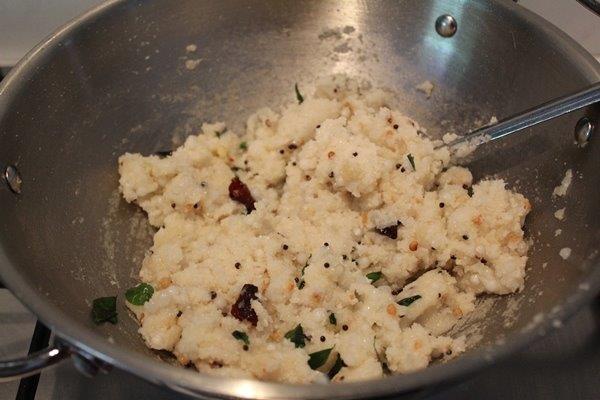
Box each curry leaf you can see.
[397,294,422,307]
[327,353,347,379]
[297,255,310,289]
[284,324,308,348]
[407,153,416,170]
[366,271,382,284]
[92,296,118,325]
[232,330,250,345]
[308,347,333,370]
[329,312,337,325]
[125,283,154,305]
[295,83,304,104]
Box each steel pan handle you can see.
[576,0,600,15]
[441,81,600,152]
[0,342,70,382]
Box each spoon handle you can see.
[444,82,600,153]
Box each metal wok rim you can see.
[0,0,599,398]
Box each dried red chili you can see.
[229,177,256,213]
[231,284,259,326]
[375,225,398,239]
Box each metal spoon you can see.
[441,82,600,154]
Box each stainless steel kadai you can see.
[0,1,599,399]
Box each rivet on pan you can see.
[574,117,594,146]
[435,14,457,38]
[3,165,22,194]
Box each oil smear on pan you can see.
[101,188,154,287]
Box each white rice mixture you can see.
[118,75,531,383]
